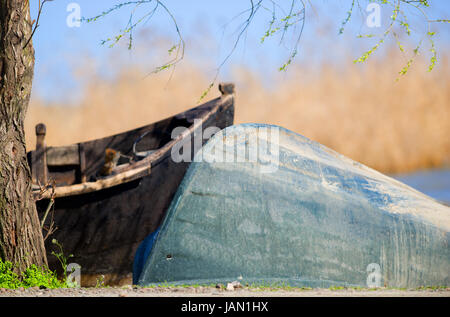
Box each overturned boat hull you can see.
[138,124,450,288]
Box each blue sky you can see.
[30,0,450,102]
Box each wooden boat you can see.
[27,83,235,286]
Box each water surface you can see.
[393,169,450,205]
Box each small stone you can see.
[39,285,47,290]
[119,293,128,297]
[231,281,242,289]
[18,287,25,292]
[216,283,224,289]
[226,283,234,291]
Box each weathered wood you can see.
[32,123,48,185]
[219,82,235,96]
[40,164,151,199]
[46,144,80,166]
[79,143,86,183]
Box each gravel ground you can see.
[0,286,449,297]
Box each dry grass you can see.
[25,50,449,174]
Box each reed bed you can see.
[25,49,449,174]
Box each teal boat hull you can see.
[138,124,450,288]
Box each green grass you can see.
[0,259,68,289]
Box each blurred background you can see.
[26,1,449,203]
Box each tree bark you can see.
[0,0,47,271]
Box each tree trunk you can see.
[0,0,47,271]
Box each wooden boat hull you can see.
[29,87,235,286]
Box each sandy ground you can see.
[1,286,449,297]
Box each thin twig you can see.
[40,182,55,228]
[40,198,54,229]
[23,0,50,49]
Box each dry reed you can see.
[25,49,449,174]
